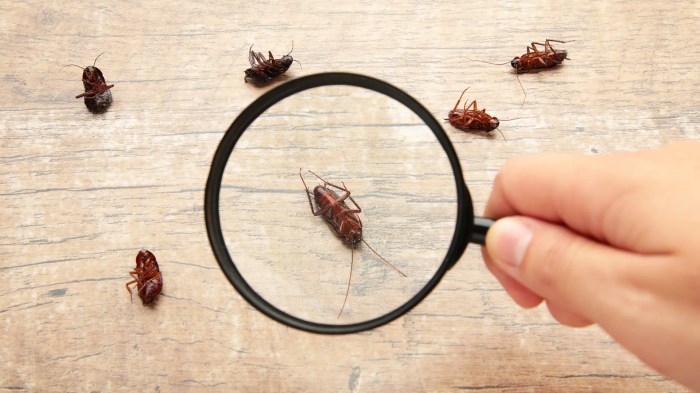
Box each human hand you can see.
[481,141,700,391]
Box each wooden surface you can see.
[1,1,698,392]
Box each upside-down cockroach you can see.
[244,43,300,85]
[126,249,163,305]
[446,88,504,140]
[511,39,572,72]
[299,169,406,318]
[470,39,573,107]
[63,53,114,114]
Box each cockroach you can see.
[470,39,573,107]
[63,53,114,114]
[299,169,406,318]
[244,43,301,85]
[446,88,505,140]
[125,249,163,305]
[511,39,572,72]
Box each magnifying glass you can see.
[205,73,494,334]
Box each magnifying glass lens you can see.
[217,84,459,325]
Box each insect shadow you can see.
[299,169,406,318]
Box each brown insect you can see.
[446,88,504,140]
[63,53,114,114]
[244,43,300,85]
[470,39,572,107]
[299,169,406,318]
[126,249,163,305]
[511,39,572,72]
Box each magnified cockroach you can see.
[63,53,114,114]
[244,43,301,85]
[126,249,163,305]
[446,88,505,140]
[299,169,406,318]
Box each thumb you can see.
[485,216,635,325]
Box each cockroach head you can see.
[489,117,500,131]
[281,55,294,69]
[82,65,99,79]
[510,57,520,69]
[136,249,156,267]
[553,49,568,63]
[347,230,362,246]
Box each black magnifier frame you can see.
[205,72,493,335]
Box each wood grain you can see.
[1,0,698,392]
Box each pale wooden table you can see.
[2,1,698,392]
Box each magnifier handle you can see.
[470,216,495,245]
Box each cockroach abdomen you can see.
[139,274,163,305]
[84,90,112,114]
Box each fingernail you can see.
[487,217,533,268]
